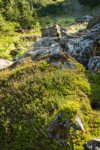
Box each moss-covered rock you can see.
[0,60,100,150]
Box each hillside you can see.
[0,1,100,150]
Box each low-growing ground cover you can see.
[0,60,100,150]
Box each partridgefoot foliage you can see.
[0,60,100,150]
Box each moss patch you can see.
[0,60,100,150]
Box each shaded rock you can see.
[87,38,100,63]
[0,59,13,70]
[41,24,67,37]
[41,24,61,37]
[47,113,84,145]
[88,56,100,73]
[47,112,71,145]
[87,24,100,41]
[87,16,100,29]
[24,45,76,69]
[10,49,19,57]
[13,44,77,70]
[60,23,100,68]
[34,37,60,48]
[75,15,92,24]
[84,138,100,150]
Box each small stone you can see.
[84,138,100,150]
[0,59,13,70]
[10,49,19,57]
[88,56,100,73]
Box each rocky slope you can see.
[4,15,99,73]
[0,15,100,150]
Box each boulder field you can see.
[9,15,100,74]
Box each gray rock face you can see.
[41,24,67,37]
[23,45,76,69]
[34,37,60,48]
[84,138,100,150]
[0,59,13,70]
[60,23,100,70]
[87,16,100,29]
[88,56,100,73]
[65,37,94,66]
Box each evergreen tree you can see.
[0,0,63,28]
